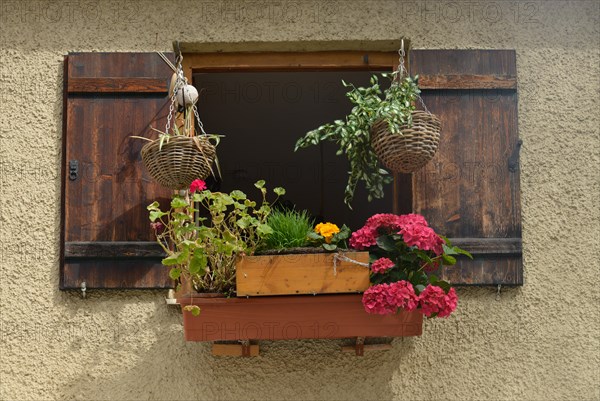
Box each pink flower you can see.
[401,223,445,255]
[362,284,397,315]
[365,213,404,233]
[418,286,458,318]
[350,213,435,251]
[349,226,378,250]
[362,281,418,314]
[189,179,207,193]
[387,281,419,311]
[150,221,164,233]
[399,213,429,227]
[371,257,395,274]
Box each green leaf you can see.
[184,305,201,316]
[376,235,397,252]
[254,180,266,189]
[273,187,286,196]
[189,251,208,275]
[170,197,188,209]
[322,243,337,251]
[236,217,250,229]
[147,201,160,211]
[149,210,167,222]
[162,253,181,266]
[453,247,473,259]
[221,195,235,205]
[307,232,322,241]
[257,224,274,236]
[442,254,457,265]
[230,190,247,200]
[433,280,452,293]
[168,267,181,280]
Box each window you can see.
[61,49,522,289]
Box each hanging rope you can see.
[332,252,370,276]
[395,39,431,114]
[156,50,208,138]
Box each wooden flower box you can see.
[235,251,370,297]
[178,294,423,342]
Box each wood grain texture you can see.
[61,53,175,289]
[410,49,522,286]
[183,51,396,72]
[68,78,168,93]
[178,294,423,341]
[235,252,370,296]
[212,344,260,357]
[418,74,517,90]
[65,241,165,258]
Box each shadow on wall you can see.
[56,306,420,401]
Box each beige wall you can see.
[1,1,598,400]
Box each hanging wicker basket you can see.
[371,110,441,174]
[141,136,216,190]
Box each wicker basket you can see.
[371,110,441,174]
[141,136,216,190]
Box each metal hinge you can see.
[508,139,523,172]
[69,160,79,181]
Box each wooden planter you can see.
[235,251,370,296]
[178,294,423,342]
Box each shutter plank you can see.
[410,50,522,286]
[61,53,174,289]
[418,74,517,90]
[68,77,168,93]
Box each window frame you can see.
[181,50,412,215]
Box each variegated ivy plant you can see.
[295,72,420,208]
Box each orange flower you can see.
[314,222,340,244]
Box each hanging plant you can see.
[294,71,420,208]
[133,52,221,190]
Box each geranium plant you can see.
[350,213,472,318]
[148,179,285,310]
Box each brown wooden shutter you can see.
[61,53,174,289]
[408,49,522,285]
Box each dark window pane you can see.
[194,71,393,230]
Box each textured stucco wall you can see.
[0,1,599,400]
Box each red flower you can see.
[370,257,395,274]
[189,179,207,193]
[362,281,418,314]
[387,280,419,312]
[418,285,458,318]
[349,226,378,250]
[401,223,445,255]
[362,284,397,315]
[150,221,164,234]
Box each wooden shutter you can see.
[408,49,522,285]
[60,53,174,289]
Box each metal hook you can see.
[174,40,182,62]
[495,284,501,301]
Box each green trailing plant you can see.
[261,209,314,250]
[295,72,420,208]
[148,179,285,313]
